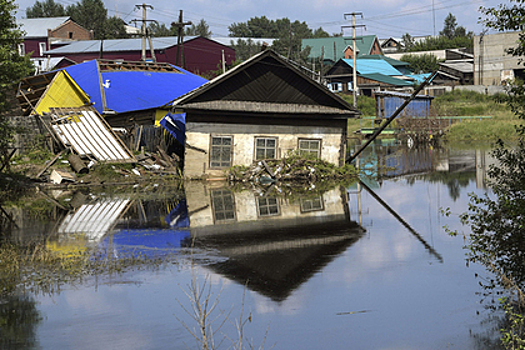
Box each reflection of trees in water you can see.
[0,295,41,350]
[408,171,476,201]
[458,143,525,347]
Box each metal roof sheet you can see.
[45,36,198,54]
[359,73,414,86]
[358,54,410,67]
[18,17,70,38]
[49,107,136,162]
[342,58,404,76]
[302,35,378,62]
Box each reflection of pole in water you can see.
[360,180,444,263]
[356,157,362,226]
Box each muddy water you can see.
[1,143,501,350]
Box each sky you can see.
[14,0,507,39]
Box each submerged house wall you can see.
[184,118,347,178]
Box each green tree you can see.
[185,19,211,38]
[455,1,525,347]
[230,38,262,62]
[400,53,441,73]
[440,13,458,39]
[1,0,33,171]
[66,0,107,39]
[312,27,330,38]
[104,16,129,39]
[440,13,472,40]
[26,0,65,18]
[148,22,173,37]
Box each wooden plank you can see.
[35,148,68,179]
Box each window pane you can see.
[223,137,231,146]
[212,137,222,145]
[267,139,276,148]
[256,139,266,147]
[267,149,275,159]
[256,149,265,160]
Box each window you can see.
[299,139,321,158]
[255,137,276,160]
[210,136,232,168]
[68,31,73,39]
[18,43,25,56]
[211,189,236,222]
[257,197,280,217]
[39,42,46,56]
[300,196,324,213]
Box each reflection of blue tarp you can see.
[165,199,189,228]
[98,199,191,258]
[100,229,191,257]
[160,113,186,144]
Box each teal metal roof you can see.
[359,73,413,86]
[358,54,410,68]
[302,35,378,62]
[342,59,403,76]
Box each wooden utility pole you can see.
[342,12,365,108]
[132,3,156,62]
[171,10,192,68]
[346,71,437,164]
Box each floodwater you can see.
[1,142,503,350]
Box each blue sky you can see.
[14,0,505,38]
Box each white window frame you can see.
[18,43,25,56]
[39,42,47,56]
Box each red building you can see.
[18,17,92,58]
[45,36,236,77]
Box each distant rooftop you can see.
[18,17,70,38]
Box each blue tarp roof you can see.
[342,58,404,76]
[63,60,207,114]
[160,113,186,144]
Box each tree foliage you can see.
[148,22,173,37]
[457,1,525,347]
[402,13,473,52]
[185,19,211,38]
[228,16,329,61]
[230,38,263,62]
[400,53,441,73]
[66,0,107,39]
[1,0,33,170]
[26,0,65,18]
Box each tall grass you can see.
[434,90,522,141]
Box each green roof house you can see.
[302,35,383,64]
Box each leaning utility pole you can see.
[132,3,156,62]
[171,10,192,68]
[342,12,365,108]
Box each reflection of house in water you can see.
[357,142,496,188]
[185,182,365,301]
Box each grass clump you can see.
[433,90,521,141]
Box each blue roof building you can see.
[61,59,207,127]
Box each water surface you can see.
[1,143,501,349]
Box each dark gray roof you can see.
[173,49,359,117]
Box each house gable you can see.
[174,49,358,117]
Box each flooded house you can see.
[171,49,360,179]
[17,59,207,157]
